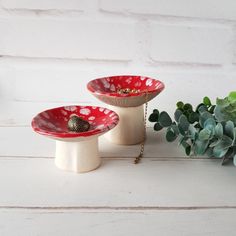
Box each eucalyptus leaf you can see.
[194,123,201,129]
[203,96,211,106]
[209,105,216,114]
[214,105,226,122]
[174,109,183,122]
[188,112,199,124]
[213,146,229,158]
[188,125,197,140]
[166,129,177,142]
[205,148,213,158]
[183,103,193,111]
[179,114,190,132]
[196,103,205,112]
[214,135,233,150]
[154,122,163,131]
[197,104,208,113]
[199,129,212,141]
[222,148,234,165]
[199,111,213,128]
[209,139,221,148]
[178,125,186,136]
[215,123,223,139]
[233,154,236,166]
[170,124,179,135]
[178,136,187,146]
[176,101,184,109]
[185,145,191,156]
[194,139,209,155]
[149,111,159,122]
[225,120,234,139]
[228,91,236,103]
[233,128,236,145]
[204,118,216,130]
[159,111,172,127]
[216,97,229,107]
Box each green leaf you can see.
[199,128,211,141]
[233,154,236,166]
[188,125,197,140]
[185,145,191,156]
[194,139,209,155]
[213,135,233,150]
[178,136,188,146]
[228,91,236,103]
[216,97,229,107]
[174,109,183,122]
[205,148,213,157]
[196,103,205,112]
[199,111,213,128]
[178,125,186,136]
[233,127,236,145]
[215,123,223,139]
[149,111,159,122]
[209,105,216,114]
[183,103,193,111]
[188,112,199,124]
[194,123,201,129]
[159,111,172,127]
[204,118,216,132]
[213,147,228,158]
[209,139,221,148]
[203,96,211,106]
[166,129,177,142]
[225,120,234,139]
[176,101,184,109]
[154,122,163,131]
[204,118,216,127]
[170,124,179,135]
[178,114,190,132]
[224,102,236,113]
[214,105,226,122]
[197,104,208,113]
[222,148,234,165]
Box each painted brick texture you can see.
[0,0,235,126]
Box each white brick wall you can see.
[0,0,236,126]
[150,24,232,64]
[1,0,86,10]
[0,18,134,60]
[100,0,236,20]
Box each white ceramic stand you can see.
[105,105,145,145]
[55,137,101,173]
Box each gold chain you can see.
[116,88,148,164]
[134,91,148,164]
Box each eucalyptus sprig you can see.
[149,92,236,166]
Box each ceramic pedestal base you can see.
[105,105,145,145]
[55,137,101,173]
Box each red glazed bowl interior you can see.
[87,75,164,97]
[87,75,165,107]
[31,105,119,139]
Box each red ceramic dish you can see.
[87,75,164,97]
[87,75,165,107]
[31,105,119,139]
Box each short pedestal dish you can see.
[32,105,119,173]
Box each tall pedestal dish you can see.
[87,75,165,145]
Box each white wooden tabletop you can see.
[1,126,236,236]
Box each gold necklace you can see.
[117,88,148,164]
[134,91,148,164]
